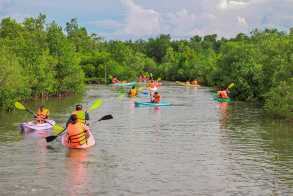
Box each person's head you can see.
[154,92,159,95]
[75,104,82,111]
[70,114,78,124]
[39,105,45,111]
[132,85,136,89]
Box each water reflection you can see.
[65,149,89,196]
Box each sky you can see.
[0,0,293,40]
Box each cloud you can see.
[121,0,160,37]
[1,0,293,39]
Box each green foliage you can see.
[0,47,30,110]
[264,80,293,118]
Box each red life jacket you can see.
[152,94,161,103]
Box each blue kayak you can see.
[111,82,136,87]
[135,101,171,107]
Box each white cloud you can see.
[121,0,160,36]
[0,0,293,39]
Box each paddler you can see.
[217,88,230,99]
[191,80,198,85]
[65,114,90,147]
[128,85,138,97]
[35,105,49,124]
[112,76,120,84]
[151,92,161,103]
[71,104,89,124]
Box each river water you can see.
[0,83,292,196]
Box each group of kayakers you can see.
[34,104,90,147]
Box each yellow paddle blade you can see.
[118,93,125,100]
[52,124,65,135]
[88,99,103,112]
[228,83,235,89]
[15,102,26,110]
[138,87,144,92]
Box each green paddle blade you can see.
[118,93,125,100]
[88,99,103,112]
[228,83,235,89]
[15,102,26,110]
[52,124,65,135]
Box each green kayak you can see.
[135,101,171,107]
[212,93,232,103]
[111,82,136,87]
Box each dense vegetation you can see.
[0,14,292,118]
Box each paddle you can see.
[45,114,113,143]
[14,102,64,132]
[228,83,235,89]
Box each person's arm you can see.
[85,111,90,121]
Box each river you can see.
[0,83,292,196]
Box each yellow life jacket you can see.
[72,111,86,124]
[129,89,137,97]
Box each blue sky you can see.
[1,0,293,40]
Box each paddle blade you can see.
[118,93,125,100]
[52,124,65,135]
[98,114,113,121]
[88,99,103,112]
[45,135,58,143]
[228,83,235,89]
[138,87,144,92]
[15,102,26,110]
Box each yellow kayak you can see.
[176,81,200,87]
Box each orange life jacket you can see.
[218,90,229,98]
[152,94,161,103]
[36,108,49,121]
[66,122,89,147]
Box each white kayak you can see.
[20,120,55,132]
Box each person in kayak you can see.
[217,88,230,99]
[35,105,49,123]
[151,92,161,103]
[128,86,138,97]
[71,104,89,124]
[66,114,90,147]
[112,76,120,84]
[191,80,198,85]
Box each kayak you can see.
[212,93,232,103]
[20,120,55,132]
[148,87,158,91]
[62,130,95,149]
[176,81,200,87]
[214,97,232,103]
[134,101,171,107]
[111,82,136,87]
